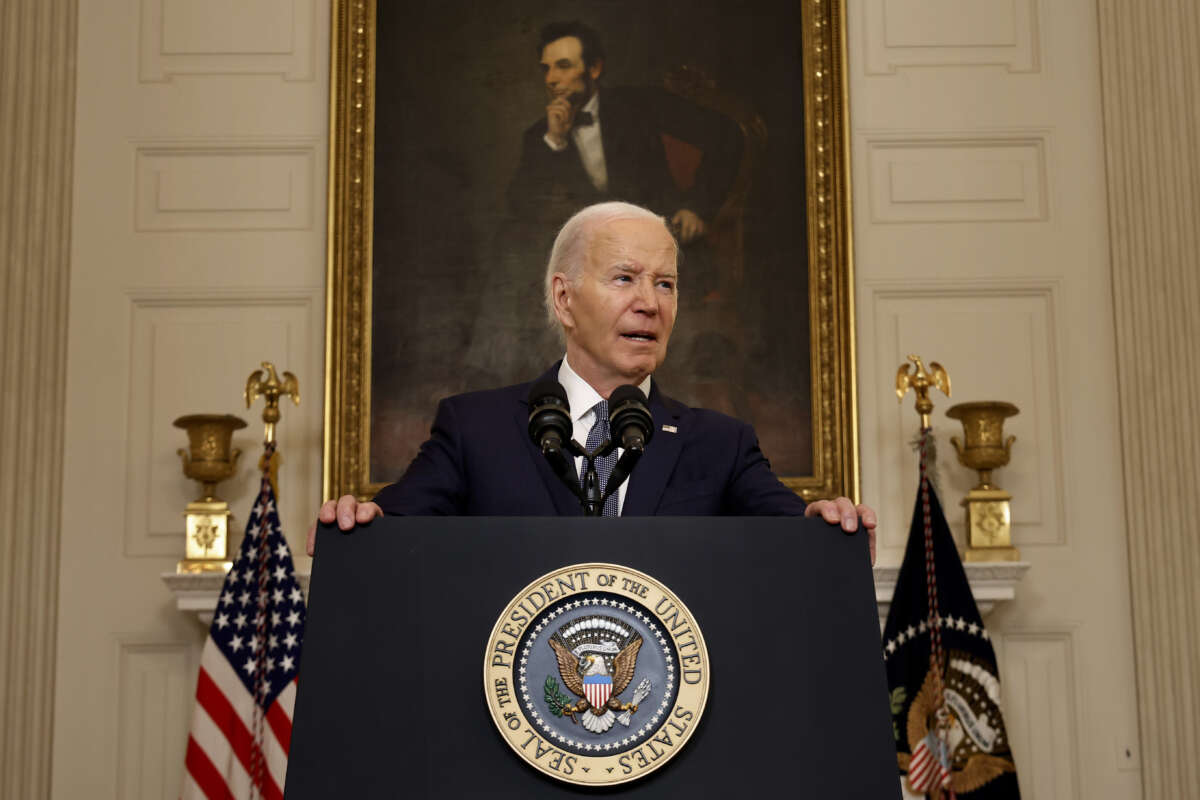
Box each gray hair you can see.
[543,202,676,333]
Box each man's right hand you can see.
[546,96,574,148]
[306,494,382,556]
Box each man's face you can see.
[554,218,679,394]
[540,36,601,107]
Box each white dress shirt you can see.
[557,357,652,516]
[543,92,609,192]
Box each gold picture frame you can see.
[323,0,857,503]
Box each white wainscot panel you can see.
[866,135,1048,223]
[135,142,315,232]
[999,631,1081,799]
[124,292,317,557]
[863,0,1041,73]
[868,282,1066,552]
[116,639,195,800]
[139,0,316,81]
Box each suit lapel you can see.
[621,384,685,516]
[516,364,583,516]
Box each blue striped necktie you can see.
[582,400,619,517]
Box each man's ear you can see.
[551,273,574,328]
[588,59,603,81]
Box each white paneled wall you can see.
[849,0,1140,795]
[53,1,328,796]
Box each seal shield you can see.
[483,563,709,786]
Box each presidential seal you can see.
[483,563,709,786]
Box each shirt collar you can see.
[581,91,600,120]
[558,356,652,422]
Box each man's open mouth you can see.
[621,332,657,342]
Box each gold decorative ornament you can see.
[896,355,952,430]
[484,563,709,786]
[174,414,246,573]
[946,402,1020,562]
[245,362,300,444]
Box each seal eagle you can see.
[548,615,643,734]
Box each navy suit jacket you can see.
[373,366,806,517]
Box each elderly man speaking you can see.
[309,202,876,560]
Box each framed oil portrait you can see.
[324,0,856,502]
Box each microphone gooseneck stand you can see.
[528,382,653,517]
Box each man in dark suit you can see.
[309,202,876,560]
[507,21,741,249]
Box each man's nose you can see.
[632,280,657,312]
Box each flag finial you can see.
[244,362,300,443]
[896,355,951,430]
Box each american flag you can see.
[182,451,305,799]
[908,731,952,793]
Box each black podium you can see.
[286,517,899,798]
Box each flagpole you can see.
[245,362,299,799]
[897,356,956,798]
[181,366,308,800]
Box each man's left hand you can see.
[671,209,706,244]
[806,498,877,565]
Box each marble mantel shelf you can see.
[874,561,1031,625]
[162,571,311,627]
[163,562,1029,628]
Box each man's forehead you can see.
[586,220,678,269]
[541,36,583,64]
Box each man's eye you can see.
[658,281,675,290]
[615,275,633,283]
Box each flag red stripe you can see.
[909,748,932,787]
[266,698,292,754]
[185,735,235,800]
[195,668,284,800]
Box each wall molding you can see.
[998,626,1084,799]
[0,0,77,795]
[138,0,317,82]
[121,288,321,557]
[132,138,318,232]
[115,636,195,800]
[862,0,1043,74]
[861,131,1051,223]
[865,278,1069,547]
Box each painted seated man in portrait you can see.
[465,21,744,391]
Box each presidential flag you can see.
[883,430,1020,799]
[182,443,306,799]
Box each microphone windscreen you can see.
[608,384,653,449]
[528,380,568,408]
[608,384,647,409]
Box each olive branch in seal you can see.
[544,676,573,717]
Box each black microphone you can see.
[528,381,589,509]
[527,380,573,456]
[601,385,653,501]
[608,385,654,452]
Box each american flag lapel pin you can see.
[662,424,678,433]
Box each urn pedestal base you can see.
[176,500,234,574]
[962,488,1021,562]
